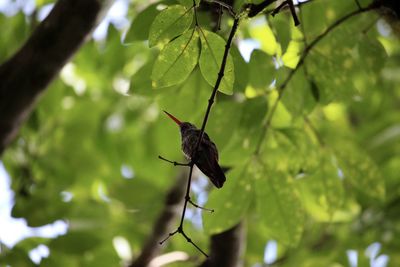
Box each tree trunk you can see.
[0,0,114,155]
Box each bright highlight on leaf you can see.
[249,19,279,56]
[151,30,200,88]
[199,29,235,95]
[148,5,193,47]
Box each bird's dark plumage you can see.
[180,122,226,188]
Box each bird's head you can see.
[163,111,196,135]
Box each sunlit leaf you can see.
[199,29,235,95]
[270,15,292,53]
[148,5,193,47]
[296,152,346,222]
[248,18,278,55]
[151,29,200,88]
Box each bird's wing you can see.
[201,132,219,161]
[196,143,226,188]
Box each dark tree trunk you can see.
[199,222,245,267]
[0,0,114,155]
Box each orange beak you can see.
[163,110,182,126]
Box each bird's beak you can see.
[163,110,182,126]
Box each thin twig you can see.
[271,0,300,26]
[287,0,300,26]
[254,3,378,155]
[203,0,236,17]
[159,0,240,256]
[159,155,190,166]
[246,0,314,18]
[189,198,215,212]
[271,1,287,17]
[264,0,316,16]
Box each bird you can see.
[163,110,226,188]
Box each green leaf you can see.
[203,165,252,234]
[148,5,193,47]
[270,15,292,52]
[50,231,102,254]
[231,44,249,93]
[207,99,242,150]
[130,52,157,95]
[199,29,235,95]
[151,29,200,88]
[248,49,275,90]
[248,18,278,56]
[357,35,387,73]
[157,67,210,122]
[252,162,305,246]
[335,145,385,201]
[296,153,346,222]
[281,67,317,116]
[124,3,160,43]
[220,96,268,165]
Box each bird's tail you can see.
[209,163,226,189]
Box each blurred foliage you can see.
[1,0,400,266]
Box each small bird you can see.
[163,110,226,188]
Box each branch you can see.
[198,222,244,267]
[0,0,114,155]
[129,170,188,267]
[254,2,380,155]
[271,0,300,26]
[159,3,241,257]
